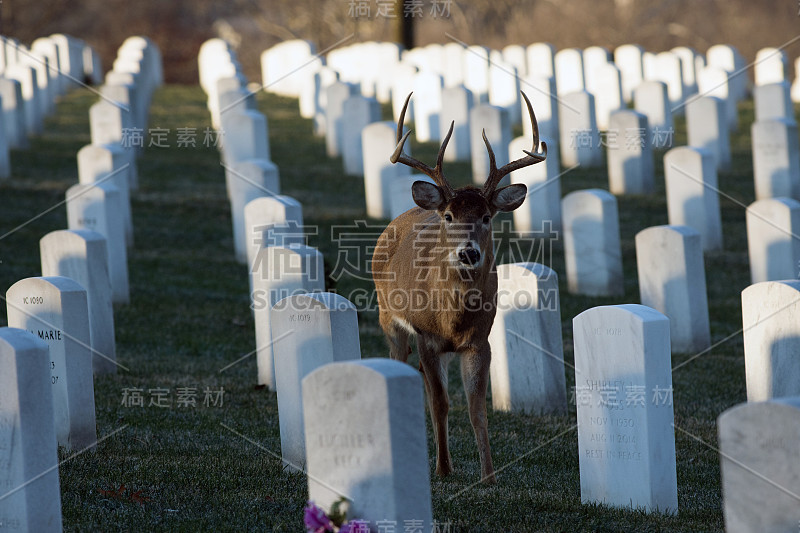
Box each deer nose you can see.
[458,247,481,266]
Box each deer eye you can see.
[444,213,453,222]
[483,215,491,224]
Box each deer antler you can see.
[482,91,547,198]
[391,92,455,199]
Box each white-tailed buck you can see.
[372,92,547,483]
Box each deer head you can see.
[391,92,547,270]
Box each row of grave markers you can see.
[254,39,800,529]
[0,34,103,180]
[0,35,162,532]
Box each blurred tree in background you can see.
[2,0,797,84]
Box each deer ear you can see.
[412,180,446,211]
[491,184,527,212]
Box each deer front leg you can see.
[418,340,453,477]
[460,345,496,484]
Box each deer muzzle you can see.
[456,242,482,268]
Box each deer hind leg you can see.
[460,347,496,484]
[379,314,411,363]
[418,341,453,477]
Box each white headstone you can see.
[439,86,473,161]
[244,195,304,275]
[89,100,138,189]
[651,52,684,112]
[755,47,788,86]
[554,48,585,96]
[251,244,325,389]
[341,95,381,176]
[663,146,723,251]
[502,45,528,77]
[606,109,654,195]
[77,143,133,248]
[633,81,673,147]
[412,71,443,143]
[706,44,747,101]
[526,43,556,79]
[66,183,129,304]
[718,398,800,532]
[442,43,465,88]
[222,109,271,165]
[670,46,699,96]
[562,189,623,296]
[272,293,361,470]
[742,281,800,401]
[225,159,280,263]
[0,327,63,532]
[792,57,800,103]
[686,96,731,172]
[40,229,117,374]
[463,45,490,103]
[589,63,624,131]
[635,225,710,353]
[363,121,411,219]
[488,263,566,415]
[754,82,794,123]
[751,118,800,200]
[0,77,28,149]
[470,104,511,184]
[697,66,737,132]
[746,197,800,283]
[5,64,42,136]
[488,60,521,124]
[614,44,644,103]
[303,359,432,529]
[582,46,611,90]
[509,135,562,233]
[573,304,678,513]
[558,91,602,168]
[6,277,97,451]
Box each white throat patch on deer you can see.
[372,91,547,484]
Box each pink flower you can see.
[304,502,334,532]
[339,519,370,533]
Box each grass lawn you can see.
[0,84,780,531]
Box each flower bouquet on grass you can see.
[304,498,369,533]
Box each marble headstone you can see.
[0,327,63,532]
[251,244,325,389]
[6,277,97,451]
[663,146,723,251]
[303,359,432,529]
[573,305,678,513]
[40,229,117,374]
[741,281,800,401]
[562,189,624,296]
[272,293,361,470]
[746,197,800,283]
[488,263,567,415]
[718,398,800,532]
[635,225,711,353]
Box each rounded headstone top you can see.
[718,397,800,427]
[497,261,557,281]
[574,304,668,325]
[563,188,616,203]
[0,326,49,352]
[274,292,355,313]
[41,228,107,245]
[636,224,701,240]
[8,275,87,295]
